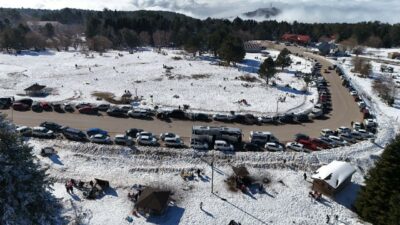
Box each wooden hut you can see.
[311,161,356,196]
[135,188,171,216]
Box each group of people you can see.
[308,190,322,201]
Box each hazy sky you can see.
[0,0,399,23]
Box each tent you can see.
[135,188,171,216]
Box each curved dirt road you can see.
[1,45,361,142]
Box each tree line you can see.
[1,7,400,55]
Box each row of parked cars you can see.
[15,121,187,148]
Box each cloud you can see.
[0,0,398,23]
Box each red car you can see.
[40,102,52,111]
[310,138,330,149]
[12,102,30,111]
[298,139,319,151]
[78,106,98,115]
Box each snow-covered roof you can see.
[312,161,356,189]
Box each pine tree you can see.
[355,135,400,225]
[259,56,276,85]
[0,115,62,224]
[217,36,245,65]
[275,48,292,70]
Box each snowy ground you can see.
[362,47,400,62]
[0,48,316,115]
[22,48,400,225]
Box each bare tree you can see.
[87,35,112,53]
[152,30,171,48]
[24,31,46,50]
[139,31,151,46]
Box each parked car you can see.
[320,129,334,137]
[339,133,357,143]
[90,134,112,144]
[310,108,324,118]
[63,103,74,112]
[213,114,234,122]
[327,135,348,146]
[310,138,330,149]
[136,134,158,146]
[87,128,108,137]
[355,129,374,139]
[214,140,234,151]
[353,122,362,130]
[159,132,180,141]
[15,98,33,107]
[78,106,98,115]
[337,126,351,134]
[126,128,144,138]
[0,97,13,109]
[32,126,55,138]
[62,127,87,141]
[164,137,184,148]
[294,113,310,122]
[107,107,127,117]
[12,102,30,111]
[190,138,209,150]
[294,133,310,142]
[364,118,377,128]
[318,137,339,148]
[31,102,43,112]
[234,114,258,125]
[75,103,92,109]
[258,116,276,123]
[128,108,151,119]
[298,139,319,151]
[40,102,52,111]
[97,104,110,111]
[243,142,261,151]
[350,131,365,140]
[156,110,171,121]
[169,109,187,119]
[279,114,295,123]
[265,142,284,151]
[52,103,64,113]
[40,122,63,132]
[285,142,304,152]
[16,126,32,137]
[191,113,210,122]
[114,134,133,146]
[119,105,132,113]
[40,147,56,157]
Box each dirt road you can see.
[1,45,362,142]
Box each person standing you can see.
[303,173,307,180]
[200,202,203,210]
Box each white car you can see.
[337,126,351,134]
[310,108,323,118]
[214,140,234,151]
[32,126,55,138]
[136,131,154,138]
[114,134,133,145]
[159,132,180,141]
[190,138,209,150]
[328,135,348,146]
[90,134,112,144]
[355,129,374,139]
[16,126,32,136]
[285,142,304,152]
[320,129,334,137]
[164,137,184,148]
[128,109,150,118]
[213,114,234,122]
[350,91,358,96]
[364,118,377,128]
[358,101,366,108]
[137,135,158,146]
[265,142,284,151]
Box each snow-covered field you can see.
[0,48,316,115]
[362,47,400,62]
[21,47,400,225]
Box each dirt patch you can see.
[191,74,211,80]
[91,91,127,104]
[237,74,262,83]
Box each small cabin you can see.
[24,83,46,96]
[311,161,356,196]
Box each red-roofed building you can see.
[281,34,311,45]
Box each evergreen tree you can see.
[259,56,276,85]
[355,135,400,225]
[120,29,139,49]
[0,116,61,224]
[184,36,201,57]
[217,36,245,65]
[275,48,292,70]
